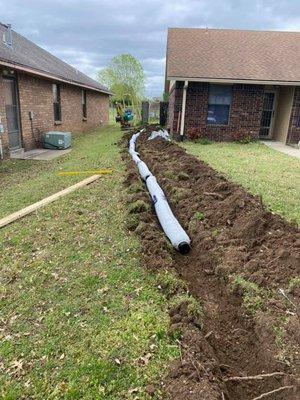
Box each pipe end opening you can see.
[178,242,190,255]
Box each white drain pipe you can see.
[180,81,189,138]
[129,129,191,254]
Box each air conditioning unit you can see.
[43,131,71,150]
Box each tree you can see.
[98,54,145,109]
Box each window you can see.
[82,90,87,119]
[207,85,232,125]
[52,83,61,122]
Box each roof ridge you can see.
[11,29,101,85]
[0,23,110,93]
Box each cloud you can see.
[1,0,300,96]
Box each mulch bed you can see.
[122,127,300,400]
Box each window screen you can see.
[207,85,232,125]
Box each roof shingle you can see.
[0,23,110,93]
[167,28,300,83]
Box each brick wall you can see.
[168,81,264,141]
[0,68,109,153]
[287,87,300,145]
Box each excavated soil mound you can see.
[122,128,300,400]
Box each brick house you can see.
[166,28,300,145]
[0,23,110,158]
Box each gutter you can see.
[0,59,112,95]
[180,80,188,138]
[168,76,300,87]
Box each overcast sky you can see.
[1,0,300,97]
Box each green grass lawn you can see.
[0,126,179,399]
[183,141,300,225]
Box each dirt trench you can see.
[122,128,300,400]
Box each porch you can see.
[260,86,296,145]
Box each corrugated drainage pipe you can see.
[129,129,191,254]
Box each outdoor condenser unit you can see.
[43,131,72,150]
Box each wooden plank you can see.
[0,174,100,229]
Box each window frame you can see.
[82,90,87,119]
[206,84,232,126]
[52,83,61,122]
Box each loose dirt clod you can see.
[122,127,300,400]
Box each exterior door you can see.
[3,77,21,150]
[259,91,277,138]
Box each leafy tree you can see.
[98,54,145,111]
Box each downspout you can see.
[179,80,188,140]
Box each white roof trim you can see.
[168,76,300,86]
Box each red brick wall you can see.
[287,87,300,145]
[0,68,109,153]
[168,81,264,141]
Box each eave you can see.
[167,75,300,87]
[0,59,112,95]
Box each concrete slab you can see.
[10,148,71,161]
[261,141,300,160]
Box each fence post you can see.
[141,101,149,124]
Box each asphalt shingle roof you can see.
[0,23,110,94]
[167,28,300,83]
